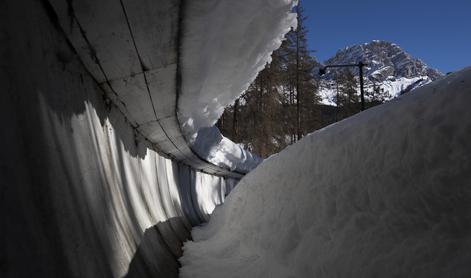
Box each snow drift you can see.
[178,0,298,172]
[180,68,471,277]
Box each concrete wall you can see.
[1,0,236,277]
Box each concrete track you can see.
[2,0,240,277]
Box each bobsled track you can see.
[2,0,248,277]
[4,0,471,277]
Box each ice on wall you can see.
[179,68,471,278]
[178,0,297,172]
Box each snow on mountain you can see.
[180,67,471,278]
[319,40,443,105]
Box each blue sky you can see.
[302,0,471,73]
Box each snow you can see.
[379,76,431,98]
[180,67,471,277]
[191,126,262,173]
[178,0,298,172]
[318,75,434,105]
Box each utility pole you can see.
[319,62,368,111]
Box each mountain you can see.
[318,40,443,105]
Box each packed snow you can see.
[178,0,298,172]
[180,68,471,278]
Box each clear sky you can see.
[302,0,471,73]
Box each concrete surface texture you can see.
[46,0,244,178]
[1,0,237,277]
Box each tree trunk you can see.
[233,99,239,140]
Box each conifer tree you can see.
[217,1,322,157]
[282,1,321,140]
[336,69,359,119]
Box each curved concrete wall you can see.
[43,0,244,178]
[2,0,236,277]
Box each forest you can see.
[217,5,379,157]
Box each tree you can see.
[217,1,322,158]
[335,69,359,119]
[281,1,321,141]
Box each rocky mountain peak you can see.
[318,40,444,106]
[323,40,442,82]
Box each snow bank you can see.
[179,0,297,172]
[180,68,471,277]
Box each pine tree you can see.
[228,50,287,157]
[282,2,321,141]
[336,69,359,119]
[217,1,322,157]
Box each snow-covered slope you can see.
[319,40,443,105]
[180,67,471,278]
[178,0,297,172]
